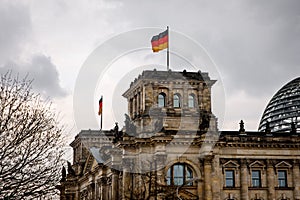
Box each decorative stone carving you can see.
[67,161,76,176]
[239,120,245,133]
[61,166,66,182]
[100,176,107,185]
[124,114,136,136]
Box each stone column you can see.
[122,158,132,200]
[155,154,167,185]
[211,156,221,200]
[96,179,101,199]
[111,169,119,200]
[203,156,213,200]
[87,182,95,200]
[293,160,300,200]
[132,97,136,117]
[183,83,188,108]
[100,176,107,200]
[74,184,80,200]
[240,159,248,200]
[198,83,203,110]
[168,84,173,107]
[136,92,140,115]
[266,160,275,200]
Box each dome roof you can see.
[258,77,300,133]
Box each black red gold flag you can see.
[151,29,168,52]
[98,97,103,116]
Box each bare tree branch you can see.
[0,71,64,199]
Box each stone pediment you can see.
[275,161,292,168]
[223,160,239,168]
[249,160,265,168]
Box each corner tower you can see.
[122,69,217,135]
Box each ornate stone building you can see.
[58,70,300,200]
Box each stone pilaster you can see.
[122,158,133,200]
[132,97,136,116]
[211,156,221,200]
[136,92,140,115]
[111,169,120,200]
[293,160,300,200]
[203,156,213,200]
[74,184,80,200]
[183,82,188,108]
[99,176,107,200]
[87,182,95,200]
[168,84,173,107]
[155,154,167,184]
[266,160,275,200]
[240,159,248,200]
[96,179,101,200]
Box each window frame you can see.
[188,94,195,108]
[251,170,261,187]
[166,163,194,186]
[225,170,235,188]
[173,93,181,108]
[277,170,287,187]
[158,93,166,108]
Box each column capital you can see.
[122,157,134,170]
[293,159,300,166]
[87,182,95,190]
[240,159,249,167]
[202,155,214,164]
[99,176,107,185]
[266,159,276,167]
[111,168,121,175]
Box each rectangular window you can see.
[252,170,261,187]
[225,170,235,187]
[278,170,287,187]
[173,164,184,186]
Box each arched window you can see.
[188,94,195,108]
[158,93,166,108]
[173,94,181,108]
[167,163,193,186]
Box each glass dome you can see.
[258,77,300,133]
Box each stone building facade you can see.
[58,70,300,200]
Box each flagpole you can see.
[167,26,169,70]
[100,95,103,130]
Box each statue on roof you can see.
[291,122,297,134]
[265,121,271,133]
[112,122,123,143]
[67,161,76,176]
[239,120,245,133]
[61,166,66,182]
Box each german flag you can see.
[151,29,168,52]
[98,97,103,116]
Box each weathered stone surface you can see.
[58,70,300,200]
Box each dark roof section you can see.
[258,77,300,133]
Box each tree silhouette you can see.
[0,72,64,199]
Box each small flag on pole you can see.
[98,97,103,116]
[151,29,168,52]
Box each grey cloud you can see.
[1,54,67,98]
[106,0,300,98]
[0,1,67,99]
[0,2,31,63]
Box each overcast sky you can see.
[0,0,299,137]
